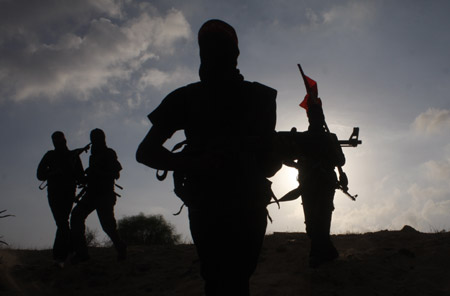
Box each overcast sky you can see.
[1,0,450,249]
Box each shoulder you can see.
[151,82,202,112]
[166,82,203,100]
[250,81,277,96]
[106,148,118,159]
[42,150,55,160]
[148,82,203,127]
[106,148,122,170]
[244,81,277,100]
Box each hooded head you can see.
[90,128,106,147]
[51,131,67,150]
[198,19,242,83]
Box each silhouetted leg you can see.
[70,197,96,261]
[96,197,126,260]
[48,193,74,262]
[302,188,337,267]
[189,206,267,296]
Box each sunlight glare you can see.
[269,165,299,198]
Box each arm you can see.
[111,150,122,180]
[260,86,282,177]
[37,152,50,181]
[136,125,190,171]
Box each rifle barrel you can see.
[338,140,362,147]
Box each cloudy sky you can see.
[1,0,450,248]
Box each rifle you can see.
[276,126,361,154]
[274,64,361,202]
[74,184,87,203]
[74,183,123,203]
[299,63,360,200]
[114,183,123,198]
[339,127,362,147]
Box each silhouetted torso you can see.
[149,80,277,210]
[86,146,121,196]
[37,148,84,194]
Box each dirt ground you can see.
[1,226,449,296]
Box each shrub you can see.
[85,227,100,247]
[118,213,181,246]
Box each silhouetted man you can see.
[70,128,126,264]
[37,131,85,267]
[136,19,281,296]
[293,102,345,268]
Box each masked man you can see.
[136,19,281,296]
[70,129,126,264]
[37,131,85,267]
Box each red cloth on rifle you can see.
[299,75,320,111]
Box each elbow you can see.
[136,142,158,168]
[36,170,46,181]
[340,156,346,167]
[136,126,174,169]
[135,143,147,165]
[336,155,345,167]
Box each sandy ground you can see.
[1,226,449,296]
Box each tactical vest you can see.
[162,80,278,211]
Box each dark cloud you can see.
[0,0,192,103]
[2,0,450,248]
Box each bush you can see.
[85,227,100,247]
[118,213,181,246]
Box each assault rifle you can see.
[275,126,361,201]
[277,127,361,150]
[74,184,87,203]
[274,64,362,202]
[74,183,123,203]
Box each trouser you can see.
[70,194,125,256]
[48,193,74,261]
[188,207,268,296]
[301,187,337,258]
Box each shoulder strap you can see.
[156,140,188,181]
